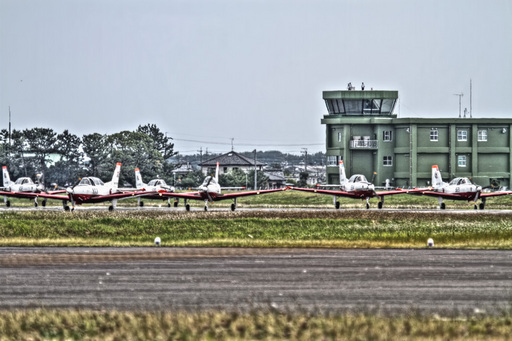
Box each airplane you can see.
[63,163,162,211]
[412,165,512,209]
[134,168,176,207]
[291,160,408,209]
[157,162,288,211]
[0,166,66,207]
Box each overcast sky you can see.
[1,0,511,154]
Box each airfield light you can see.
[427,238,434,247]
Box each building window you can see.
[338,132,342,142]
[383,156,393,167]
[327,156,338,167]
[458,155,467,167]
[383,131,393,142]
[430,128,438,141]
[457,130,467,141]
[478,130,487,141]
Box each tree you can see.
[219,168,247,188]
[82,133,110,178]
[178,170,203,189]
[246,170,269,190]
[297,171,309,187]
[22,128,58,179]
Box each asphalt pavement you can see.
[1,247,511,314]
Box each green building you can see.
[322,89,512,188]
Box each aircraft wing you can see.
[291,187,368,198]
[158,188,288,201]
[0,191,69,201]
[374,188,410,196]
[77,190,164,203]
[479,191,512,198]
[210,187,288,201]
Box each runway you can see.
[1,247,511,314]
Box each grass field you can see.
[1,309,512,340]
[1,209,512,248]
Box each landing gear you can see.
[64,205,70,211]
[139,201,144,207]
[231,203,236,211]
[479,198,486,210]
[42,199,47,207]
[440,203,446,210]
[34,202,38,208]
[5,200,10,208]
[335,201,340,209]
[108,205,114,211]
[185,204,190,211]
[474,204,478,210]
[366,198,370,209]
[167,203,171,208]
[174,200,178,207]
[378,201,383,209]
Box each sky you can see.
[1,0,511,155]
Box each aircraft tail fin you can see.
[339,161,347,185]
[111,163,122,192]
[135,168,144,189]
[215,162,219,182]
[431,165,443,188]
[2,166,13,188]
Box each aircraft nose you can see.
[477,186,482,192]
[369,184,375,191]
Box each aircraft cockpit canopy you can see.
[14,178,34,185]
[449,177,472,186]
[148,179,167,187]
[202,176,218,187]
[78,177,105,186]
[348,174,368,183]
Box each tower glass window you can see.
[383,156,393,166]
[457,130,467,141]
[458,155,467,167]
[478,130,488,141]
[383,131,393,142]
[430,129,438,141]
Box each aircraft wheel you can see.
[42,200,47,207]
[139,201,144,207]
[231,203,236,211]
[479,203,485,210]
[64,205,70,211]
[440,203,446,210]
[34,202,38,208]
[204,206,208,212]
[474,204,478,210]
[108,205,114,211]
[366,203,370,209]
[174,201,178,207]
[335,201,340,209]
[185,204,190,211]
[378,202,383,209]
[167,203,171,208]
[6,200,11,208]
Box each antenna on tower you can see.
[454,93,464,118]
[470,79,473,118]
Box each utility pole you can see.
[198,147,203,164]
[231,138,234,151]
[301,148,308,173]
[454,93,464,118]
[253,149,257,190]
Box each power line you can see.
[172,138,323,147]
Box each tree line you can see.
[0,124,177,188]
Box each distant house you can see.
[265,172,287,189]
[171,163,196,180]
[199,151,265,176]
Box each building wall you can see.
[323,117,512,188]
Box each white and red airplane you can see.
[0,166,67,207]
[413,165,512,209]
[291,161,408,209]
[63,163,162,211]
[158,162,288,211]
[134,168,176,207]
